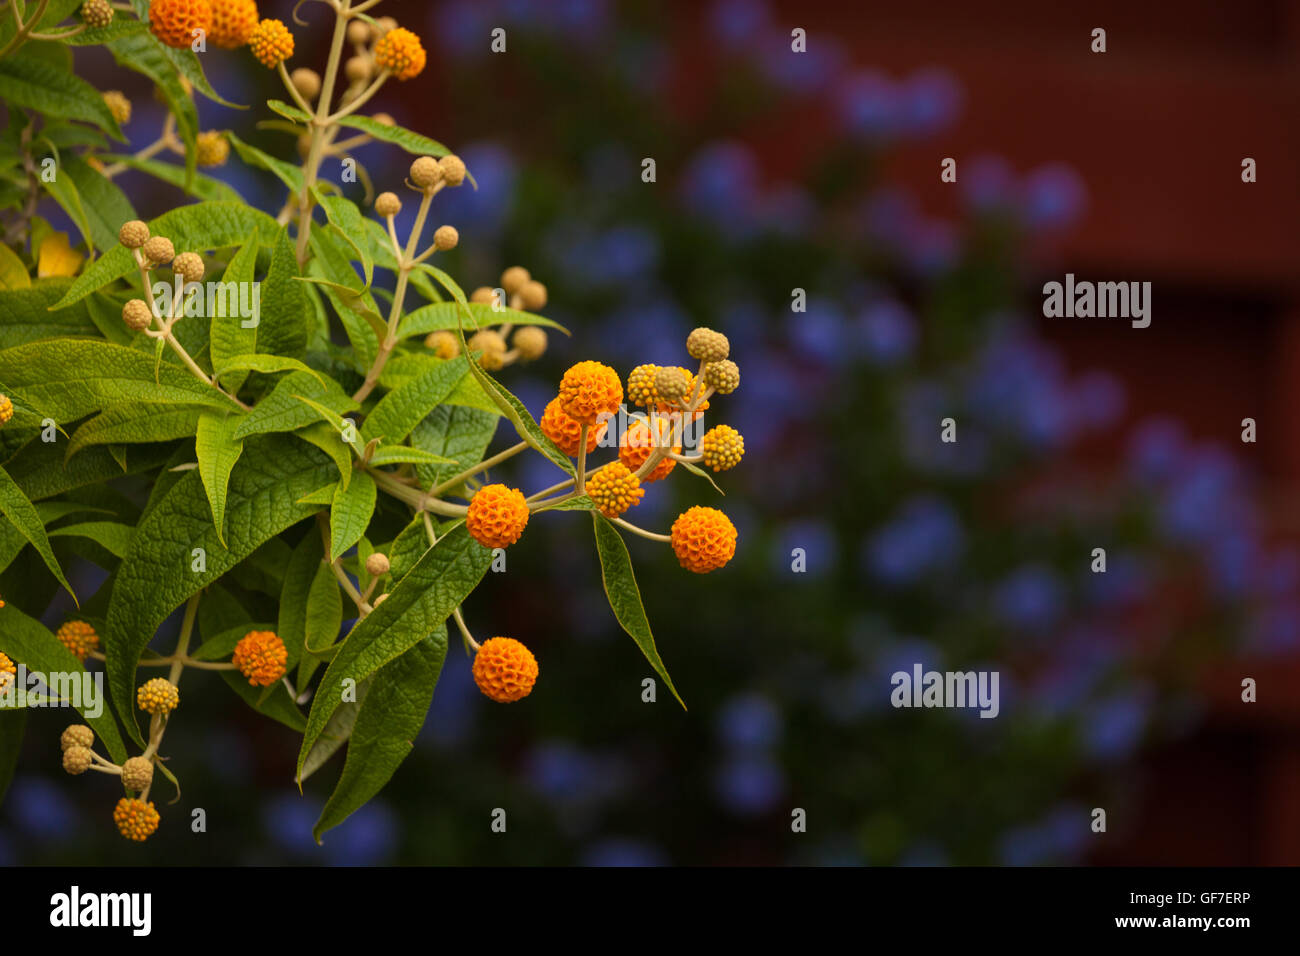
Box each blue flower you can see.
[856,299,917,366]
[1082,688,1150,760]
[1069,370,1126,431]
[1125,418,1186,483]
[837,69,901,139]
[432,0,495,58]
[1084,551,1149,609]
[7,777,78,841]
[759,33,846,95]
[680,142,761,234]
[993,563,1066,631]
[581,838,669,867]
[322,801,399,866]
[772,518,836,578]
[1157,446,1248,545]
[708,0,772,49]
[864,496,965,586]
[715,693,783,751]
[714,754,785,815]
[434,142,517,233]
[788,297,847,364]
[898,68,962,136]
[526,741,603,802]
[1020,163,1087,231]
[961,154,1015,211]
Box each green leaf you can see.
[61,19,149,45]
[7,440,175,502]
[366,446,456,467]
[409,404,499,490]
[313,632,444,842]
[364,220,441,302]
[266,99,311,123]
[279,534,342,688]
[0,604,126,762]
[125,0,243,108]
[0,52,121,137]
[98,154,243,202]
[234,370,358,441]
[678,459,727,495]
[215,353,323,384]
[0,339,237,422]
[0,243,30,290]
[41,158,96,253]
[195,411,245,547]
[227,132,304,193]
[49,202,280,311]
[294,425,353,490]
[398,301,570,339]
[312,190,373,285]
[417,263,470,316]
[457,332,576,478]
[296,525,492,779]
[361,355,469,445]
[307,229,380,368]
[591,515,685,709]
[297,482,337,505]
[0,463,75,601]
[293,395,366,458]
[105,28,198,184]
[329,471,376,561]
[257,227,309,359]
[106,435,338,744]
[0,281,95,348]
[61,155,136,253]
[207,232,258,392]
[66,404,202,461]
[334,116,452,161]
[46,520,133,558]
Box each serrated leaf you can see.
[307,229,380,368]
[0,281,95,348]
[293,394,365,458]
[257,227,308,359]
[329,471,375,561]
[7,440,175,502]
[294,424,353,489]
[312,190,372,285]
[97,154,242,202]
[66,404,202,461]
[417,263,470,315]
[106,435,338,744]
[297,482,337,505]
[215,353,323,384]
[592,514,685,709]
[0,51,122,137]
[0,463,75,601]
[60,155,136,253]
[266,99,311,123]
[0,604,126,762]
[334,115,452,162]
[457,330,576,478]
[398,301,570,339]
[409,404,499,490]
[313,632,443,842]
[125,0,242,108]
[227,132,304,193]
[366,446,456,467]
[234,370,358,440]
[46,520,133,558]
[61,19,148,45]
[50,202,279,311]
[195,411,245,547]
[208,233,258,393]
[361,355,468,445]
[280,534,342,688]
[0,339,236,421]
[296,524,491,780]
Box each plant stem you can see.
[428,441,526,497]
[295,0,353,266]
[612,517,671,542]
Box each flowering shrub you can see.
[0,0,740,844]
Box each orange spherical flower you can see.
[373,26,426,81]
[209,0,257,48]
[149,0,212,49]
[0,652,14,692]
[558,360,622,425]
[585,462,645,518]
[670,506,738,574]
[466,484,530,549]
[56,621,99,661]
[618,417,679,483]
[232,630,288,687]
[113,798,160,842]
[248,17,293,68]
[136,678,179,716]
[0,393,12,426]
[472,637,538,703]
[700,424,744,472]
[540,397,605,457]
[626,364,660,406]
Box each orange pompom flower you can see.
[114,798,161,841]
[209,0,258,48]
[584,462,645,518]
[56,621,99,661]
[472,637,538,703]
[373,26,426,81]
[232,630,288,687]
[136,678,179,716]
[540,397,605,457]
[248,17,293,68]
[466,484,530,549]
[670,506,738,574]
[558,360,622,426]
[149,0,212,49]
[618,417,679,482]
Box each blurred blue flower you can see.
[708,0,772,49]
[1157,446,1248,545]
[788,297,847,364]
[263,792,320,854]
[321,801,399,866]
[1020,163,1087,231]
[434,142,517,233]
[559,224,660,288]
[898,68,962,136]
[432,0,495,58]
[759,33,846,95]
[998,804,1088,865]
[1247,603,1300,654]
[680,142,761,236]
[871,637,944,684]
[1069,370,1126,431]
[1126,418,1186,483]
[581,838,669,867]
[899,381,991,475]
[597,295,691,364]
[0,830,13,866]
[1207,530,1258,599]
[837,69,901,139]
[714,754,785,815]
[1084,551,1149,609]
[856,299,918,366]
[864,496,965,586]
[902,218,960,277]
[966,335,1073,449]
[860,186,919,245]
[526,741,603,802]
[8,777,78,841]
[421,651,480,748]
[715,693,782,751]
[551,0,610,41]
[993,563,1066,631]
[820,669,882,723]
[772,518,836,578]
[758,183,817,237]
[961,154,1015,212]
[1082,688,1150,760]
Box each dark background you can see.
[3,0,1298,865]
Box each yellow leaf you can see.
[0,242,30,289]
[37,232,84,279]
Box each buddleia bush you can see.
[0,0,738,843]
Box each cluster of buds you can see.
[424,265,552,369]
[117,219,207,335]
[58,720,161,840]
[342,14,426,84]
